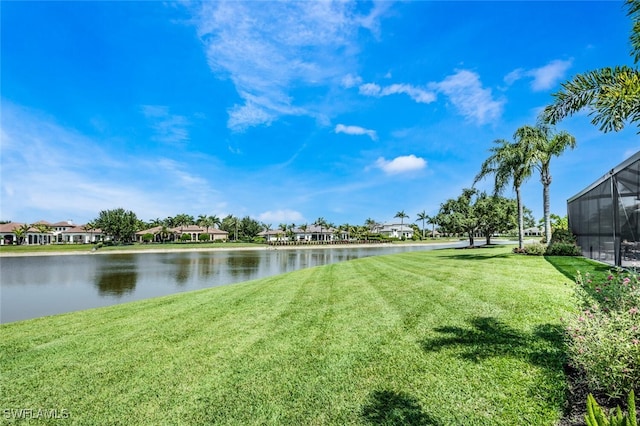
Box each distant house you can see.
[61,225,104,244]
[0,222,54,245]
[135,225,228,243]
[523,227,542,237]
[259,225,337,243]
[374,222,414,239]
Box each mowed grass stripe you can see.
[1,246,592,425]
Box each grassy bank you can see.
[1,246,603,424]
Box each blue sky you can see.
[1,1,638,227]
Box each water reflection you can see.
[94,255,138,296]
[1,243,467,323]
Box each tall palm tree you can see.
[542,0,639,132]
[474,130,536,249]
[416,210,428,240]
[394,210,409,240]
[518,125,577,243]
[426,215,437,238]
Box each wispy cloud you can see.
[0,102,222,222]
[359,70,502,124]
[504,59,573,91]
[375,155,426,175]
[258,209,305,224]
[335,124,378,140]
[341,73,363,88]
[192,1,387,131]
[359,82,436,103]
[141,105,190,145]
[430,70,504,125]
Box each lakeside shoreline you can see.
[0,240,484,257]
[0,240,523,258]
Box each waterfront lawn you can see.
[1,247,597,425]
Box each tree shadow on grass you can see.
[361,390,442,426]
[436,253,512,261]
[543,255,610,282]
[420,317,565,371]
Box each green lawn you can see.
[1,246,604,425]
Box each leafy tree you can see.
[436,188,480,247]
[474,193,518,244]
[474,129,537,249]
[239,216,262,241]
[523,207,536,229]
[542,0,640,132]
[174,213,194,231]
[198,233,210,242]
[220,215,239,241]
[180,233,191,242]
[394,210,409,240]
[93,208,139,244]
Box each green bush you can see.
[546,242,581,256]
[550,228,577,245]
[565,270,640,398]
[198,234,210,242]
[142,233,154,243]
[180,233,191,242]
[585,390,637,426]
[523,242,547,256]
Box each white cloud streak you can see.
[258,209,305,223]
[504,59,573,91]
[335,124,378,140]
[375,155,426,175]
[193,1,387,131]
[141,105,190,145]
[358,82,436,104]
[430,70,504,125]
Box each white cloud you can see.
[335,124,378,140]
[430,70,504,125]
[141,105,190,145]
[504,59,573,91]
[258,209,305,223]
[341,73,363,88]
[528,59,573,91]
[359,82,436,104]
[192,1,388,131]
[375,155,427,175]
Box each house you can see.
[61,225,104,244]
[373,222,414,239]
[259,224,338,243]
[523,226,542,237]
[135,225,228,243]
[0,222,54,245]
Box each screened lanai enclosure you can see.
[568,151,640,267]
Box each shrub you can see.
[565,270,640,398]
[546,242,582,256]
[551,228,577,245]
[180,233,191,242]
[198,234,210,242]
[142,233,154,243]
[523,242,547,256]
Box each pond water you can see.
[1,243,467,323]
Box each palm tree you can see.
[518,125,576,243]
[426,215,437,238]
[416,210,428,240]
[542,0,639,132]
[394,210,409,240]
[474,130,536,249]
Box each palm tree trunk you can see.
[516,186,524,249]
[542,176,552,244]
